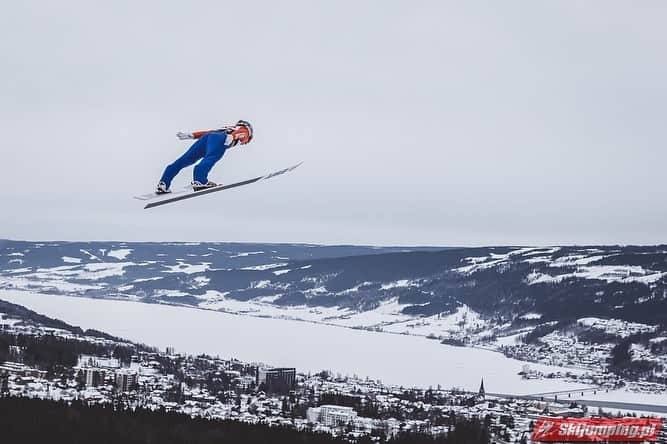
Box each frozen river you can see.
[0,290,595,395]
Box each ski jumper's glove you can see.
[176,131,194,140]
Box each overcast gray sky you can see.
[1,1,665,246]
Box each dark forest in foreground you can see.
[0,397,490,444]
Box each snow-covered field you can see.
[195,292,487,340]
[1,289,589,395]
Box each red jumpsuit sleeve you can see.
[192,129,215,139]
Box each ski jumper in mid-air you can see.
[156,120,254,194]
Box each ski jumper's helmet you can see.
[231,120,253,144]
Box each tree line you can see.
[0,332,135,374]
[0,396,490,444]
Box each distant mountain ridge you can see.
[1,240,666,330]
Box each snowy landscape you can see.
[0,289,591,396]
[1,240,666,410]
[1,288,666,444]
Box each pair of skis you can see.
[134,162,302,209]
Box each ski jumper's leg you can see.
[193,132,227,184]
[160,136,207,188]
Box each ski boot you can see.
[156,182,171,195]
[192,181,219,191]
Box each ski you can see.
[133,185,192,201]
[142,162,303,209]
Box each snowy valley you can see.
[1,240,666,396]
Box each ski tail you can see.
[133,185,192,201]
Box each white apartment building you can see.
[307,404,358,427]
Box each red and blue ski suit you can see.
[160,130,231,188]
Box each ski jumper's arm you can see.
[177,127,231,140]
[192,129,227,139]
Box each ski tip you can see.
[288,161,305,173]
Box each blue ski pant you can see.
[160,133,228,188]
